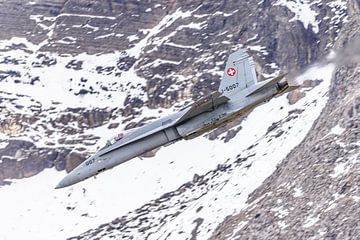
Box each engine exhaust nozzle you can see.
[276,81,289,92]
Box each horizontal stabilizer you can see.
[176,91,230,124]
[246,73,287,97]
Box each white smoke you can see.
[287,37,360,86]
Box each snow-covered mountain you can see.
[0,0,358,239]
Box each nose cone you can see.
[55,155,108,189]
[55,168,83,189]
[55,159,92,189]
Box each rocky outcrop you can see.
[0,140,70,181]
[65,151,86,172]
[0,107,115,183]
[0,138,90,184]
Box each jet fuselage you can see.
[55,81,289,189]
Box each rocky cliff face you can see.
[212,6,360,240]
[0,0,348,183]
[0,0,357,239]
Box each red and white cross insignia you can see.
[227,67,236,76]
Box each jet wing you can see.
[98,91,229,157]
[176,91,230,124]
[246,73,287,97]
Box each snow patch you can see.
[293,187,303,197]
[127,34,139,42]
[278,221,288,229]
[94,33,115,40]
[330,153,359,178]
[271,205,289,218]
[274,0,320,33]
[331,162,348,178]
[176,21,206,30]
[303,215,319,228]
[330,124,345,135]
[352,196,360,202]
[127,8,196,58]
[247,45,268,55]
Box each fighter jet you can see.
[55,49,299,189]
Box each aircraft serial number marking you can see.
[220,83,239,93]
[85,158,95,166]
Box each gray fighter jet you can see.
[56,49,299,189]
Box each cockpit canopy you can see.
[106,133,124,146]
[104,128,136,148]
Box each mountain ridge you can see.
[0,0,358,239]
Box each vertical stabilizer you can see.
[218,49,257,97]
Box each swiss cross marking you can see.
[227,67,236,77]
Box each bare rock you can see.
[287,89,306,105]
[65,152,86,173]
